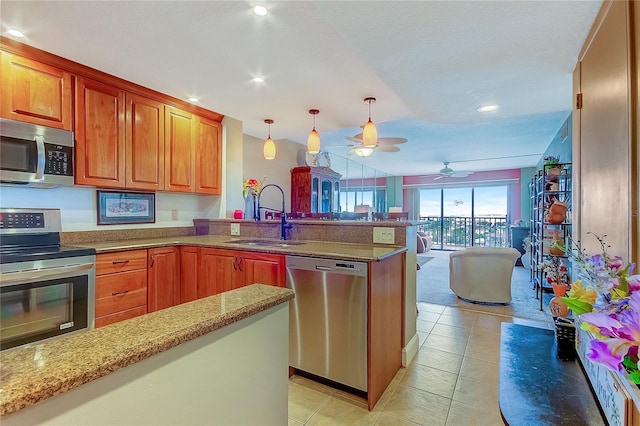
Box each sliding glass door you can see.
[419,185,508,250]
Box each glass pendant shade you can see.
[262,118,275,160]
[362,119,377,148]
[263,137,276,160]
[307,129,320,154]
[354,147,374,157]
[307,109,321,154]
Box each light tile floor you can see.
[288,303,553,425]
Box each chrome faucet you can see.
[257,184,292,240]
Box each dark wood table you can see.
[499,323,606,425]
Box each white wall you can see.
[242,135,302,215]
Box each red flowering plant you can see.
[242,176,266,198]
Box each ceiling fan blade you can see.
[376,145,400,152]
[378,137,407,145]
[433,175,445,180]
[346,133,364,142]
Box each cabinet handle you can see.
[150,255,155,268]
[232,257,237,271]
[237,256,243,272]
[112,290,129,296]
[112,260,130,265]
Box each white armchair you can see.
[449,247,521,304]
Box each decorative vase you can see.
[545,200,567,224]
[552,283,568,297]
[549,296,569,318]
[244,194,258,221]
[521,252,531,270]
[545,166,562,181]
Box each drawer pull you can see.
[112,260,130,265]
[112,290,130,296]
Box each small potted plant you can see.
[543,155,564,180]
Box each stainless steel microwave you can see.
[0,118,75,188]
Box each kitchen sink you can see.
[223,239,305,247]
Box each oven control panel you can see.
[0,212,45,229]
[0,208,61,234]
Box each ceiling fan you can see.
[343,131,407,156]
[433,162,473,180]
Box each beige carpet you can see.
[416,249,554,324]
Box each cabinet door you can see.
[195,116,222,194]
[0,52,72,130]
[75,77,126,187]
[165,106,195,192]
[125,93,164,190]
[147,247,180,313]
[198,248,236,298]
[239,252,286,288]
[180,246,199,304]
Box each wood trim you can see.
[0,37,224,123]
[578,0,616,61]
[629,0,640,265]
[367,253,403,410]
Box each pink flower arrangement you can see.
[562,233,640,383]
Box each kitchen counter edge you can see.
[0,284,294,417]
[75,235,407,262]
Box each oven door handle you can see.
[0,263,94,287]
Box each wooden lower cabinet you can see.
[180,246,199,303]
[198,248,285,298]
[147,247,180,312]
[94,250,148,328]
[94,246,285,327]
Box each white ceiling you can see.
[1,1,602,176]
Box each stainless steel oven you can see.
[0,208,95,351]
[0,118,74,188]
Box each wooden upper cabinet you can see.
[195,117,222,194]
[165,106,195,192]
[75,77,126,187]
[0,52,72,130]
[126,93,165,190]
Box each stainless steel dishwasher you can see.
[286,255,368,392]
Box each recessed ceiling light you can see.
[253,6,267,16]
[188,97,199,103]
[477,104,500,112]
[7,29,24,38]
[252,77,265,83]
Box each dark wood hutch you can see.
[290,166,341,214]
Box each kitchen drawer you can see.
[95,305,147,328]
[96,249,147,275]
[95,270,147,317]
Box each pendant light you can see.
[307,109,320,154]
[263,119,276,160]
[362,97,378,148]
[353,146,374,157]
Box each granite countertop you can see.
[0,284,294,417]
[75,235,406,261]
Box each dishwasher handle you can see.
[285,255,367,277]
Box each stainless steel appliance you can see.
[286,255,368,391]
[0,208,95,351]
[0,118,75,188]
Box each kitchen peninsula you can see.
[1,284,294,425]
[61,218,417,411]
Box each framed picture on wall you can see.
[97,190,156,225]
